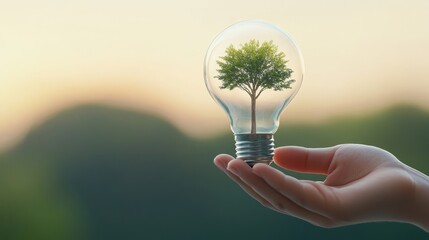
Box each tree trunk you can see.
[251,95,256,134]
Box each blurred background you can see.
[1,0,428,239]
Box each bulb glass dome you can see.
[204,20,304,134]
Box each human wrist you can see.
[407,167,429,232]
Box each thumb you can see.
[274,146,339,175]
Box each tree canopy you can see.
[215,39,295,134]
[215,39,295,99]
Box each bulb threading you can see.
[235,134,274,167]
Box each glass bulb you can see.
[204,20,304,166]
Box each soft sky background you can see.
[1,0,429,151]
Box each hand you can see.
[214,144,429,231]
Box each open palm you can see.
[214,144,417,228]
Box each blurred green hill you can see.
[0,105,428,239]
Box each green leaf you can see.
[215,39,294,98]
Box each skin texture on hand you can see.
[214,144,429,231]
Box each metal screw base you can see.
[235,134,274,167]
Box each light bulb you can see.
[204,20,304,166]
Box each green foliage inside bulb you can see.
[215,39,295,134]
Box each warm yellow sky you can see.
[1,0,429,151]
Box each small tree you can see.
[215,39,295,134]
